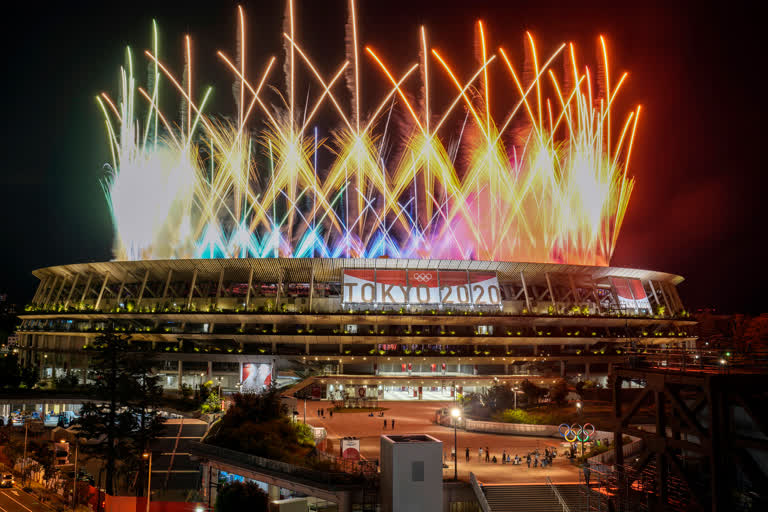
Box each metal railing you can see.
[469,472,492,512]
[189,441,376,488]
[546,476,571,512]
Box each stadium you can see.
[13,5,697,400]
[15,257,695,399]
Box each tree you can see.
[0,353,39,389]
[520,379,547,405]
[215,481,268,512]
[75,333,165,496]
[549,379,569,405]
[207,390,314,464]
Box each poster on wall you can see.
[342,268,501,306]
[610,277,652,313]
[341,438,361,460]
[241,363,273,392]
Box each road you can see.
[0,486,50,512]
[305,400,582,484]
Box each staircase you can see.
[482,483,583,512]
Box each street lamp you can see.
[513,387,519,410]
[142,452,153,512]
[62,439,79,511]
[21,422,28,485]
[576,401,583,417]
[451,408,461,481]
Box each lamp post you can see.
[22,422,28,485]
[513,387,519,410]
[142,451,153,512]
[62,439,79,511]
[576,400,583,417]
[451,408,461,481]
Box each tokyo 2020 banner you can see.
[342,269,501,306]
[241,363,272,392]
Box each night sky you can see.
[0,1,763,313]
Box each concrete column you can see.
[560,360,565,377]
[545,272,556,308]
[585,362,591,380]
[504,364,509,374]
[568,274,579,307]
[115,280,126,306]
[79,275,93,305]
[207,360,213,379]
[245,266,254,309]
[268,485,280,501]
[308,265,315,314]
[43,276,59,309]
[519,271,531,312]
[339,361,344,374]
[136,269,150,308]
[305,340,310,354]
[95,272,110,311]
[187,269,198,309]
[32,276,49,304]
[177,360,183,390]
[607,362,613,375]
[62,274,79,310]
[162,269,173,300]
[53,277,68,307]
[215,269,225,309]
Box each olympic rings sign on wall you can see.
[559,423,595,443]
[411,272,434,282]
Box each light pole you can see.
[22,422,28,485]
[513,387,519,410]
[62,439,78,511]
[142,451,153,512]
[451,408,461,481]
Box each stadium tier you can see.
[15,258,695,398]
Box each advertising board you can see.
[241,363,273,392]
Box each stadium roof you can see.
[31,258,684,286]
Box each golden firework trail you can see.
[100,1,639,266]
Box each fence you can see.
[189,441,377,487]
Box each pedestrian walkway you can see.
[306,400,581,484]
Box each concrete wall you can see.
[380,435,444,512]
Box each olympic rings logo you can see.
[559,423,595,443]
[411,273,434,283]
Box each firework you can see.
[100,1,639,265]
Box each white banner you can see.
[342,269,501,306]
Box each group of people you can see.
[523,447,558,468]
[316,407,333,418]
[449,446,559,468]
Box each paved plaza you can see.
[304,400,582,484]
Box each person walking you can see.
[465,447,470,462]
[384,418,387,428]
[478,447,483,461]
[527,454,531,468]
[583,460,592,487]
[329,409,333,418]
[485,447,490,463]
[391,419,395,429]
